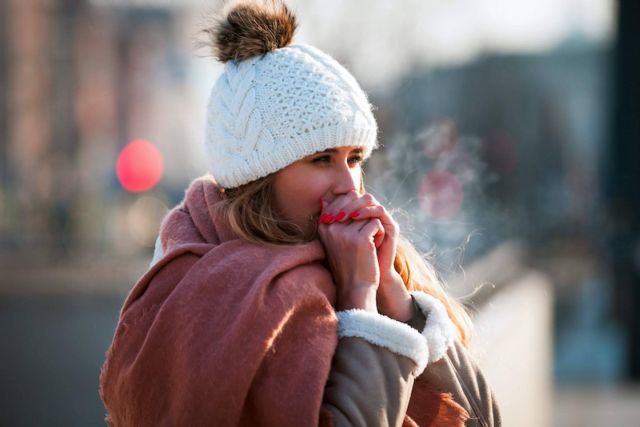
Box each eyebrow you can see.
[318,147,364,154]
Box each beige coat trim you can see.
[410,291,458,363]
[336,309,429,375]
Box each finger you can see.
[352,205,399,248]
[348,204,396,232]
[319,197,338,224]
[334,193,378,223]
[348,206,386,247]
[374,228,384,248]
[321,190,360,223]
[347,205,385,222]
[359,218,385,246]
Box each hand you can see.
[321,193,414,321]
[318,193,384,313]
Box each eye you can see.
[348,155,364,165]
[311,154,364,165]
[312,155,331,163]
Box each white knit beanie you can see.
[203,0,379,189]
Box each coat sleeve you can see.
[321,310,430,427]
[404,293,502,427]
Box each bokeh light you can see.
[417,170,464,219]
[116,139,163,192]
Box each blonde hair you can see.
[215,173,472,345]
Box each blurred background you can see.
[1,0,638,425]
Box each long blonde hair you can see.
[214,173,472,345]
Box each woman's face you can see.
[272,145,366,238]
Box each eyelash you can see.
[313,155,364,165]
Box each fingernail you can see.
[335,211,345,221]
[326,213,335,223]
[321,214,333,224]
[319,214,327,223]
[350,211,360,218]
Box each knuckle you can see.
[346,189,359,200]
[362,193,374,204]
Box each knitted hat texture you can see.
[204,2,378,188]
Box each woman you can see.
[100,1,501,426]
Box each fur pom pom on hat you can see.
[202,0,379,188]
[207,0,297,63]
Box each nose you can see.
[331,161,360,197]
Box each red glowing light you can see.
[418,170,464,219]
[116,139,163,192]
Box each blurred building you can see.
[0,0,206,261]
[373,44,610,257]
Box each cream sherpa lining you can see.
[336,309,430,375]
[336,292,457,374]
[410,291,457,363]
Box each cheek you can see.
[274,173,327,219]
[278,179,328,223]
[288,181,326,215]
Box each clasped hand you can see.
[317,191,414,322]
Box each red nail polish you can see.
[335,211,345,221]
[319,214,328,223]
[350,211,360,218]
[326,213,335,223]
